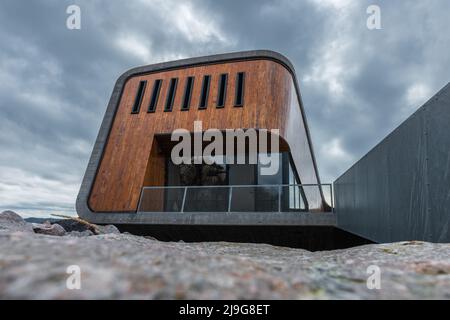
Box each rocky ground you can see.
[0,210,449,299]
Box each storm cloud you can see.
[1,0,449,217]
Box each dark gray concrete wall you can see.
[334,83,450,243]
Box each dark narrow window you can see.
[234,72,245,107]
[131,80,147,114]
[217,73,227,108]
[147,79,162,113]
[199,75,211,109]
[181,77,194,111]
[165,78,178,112]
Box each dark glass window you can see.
[147,79,162,113]
[131,80,147,114]
[199,75,211,109]
[165,78,178,112]
[234,72,245,107]
[181,77,194,111]
[217,74,228,108]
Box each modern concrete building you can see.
[77,50,449,247]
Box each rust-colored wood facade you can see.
[87,56,323,213]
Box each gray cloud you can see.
[0,0,449,217]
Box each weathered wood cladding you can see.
[89,59,322,212]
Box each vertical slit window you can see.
[234,72,245,107]
[165,78,178,112]
[131,80,147,114]
[199,75,211,109]
[217,73,228,108]
[147,79,162,113]
[181,76,194,111]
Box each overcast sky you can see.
[1,0,449,217]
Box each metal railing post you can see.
[180,187,187,213]
[227,186,233,213]
[136,187,145,212]
[330,184,334,212]
[278,185,281,212]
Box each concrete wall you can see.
[334,83,450,243]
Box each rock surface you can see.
[0,211,34,233]
[50,219,93,233]
[96,224,121,235]
[0,229,449,299]
[50,219,119,235]
[66,230,95,237]
[1,211,119,237]
[33,222,66,236]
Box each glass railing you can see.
[137,184,333,213]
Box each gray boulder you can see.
[97,224,120,235]
[0,210,34,233]
[32,222,66,236]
